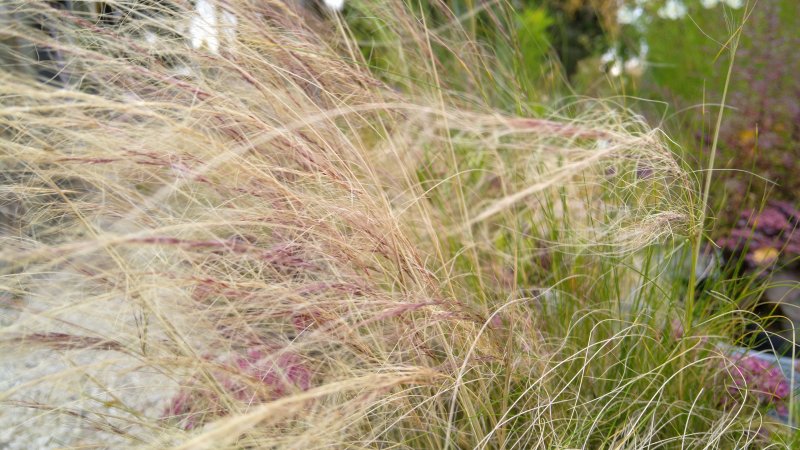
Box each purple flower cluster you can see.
[164,347,312,430]
[717,201,800,267]
[723,354,792,415]
[233,348,311,396]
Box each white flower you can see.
[189,0,219,54]
[658,0,687,20]
[323,0,345,11]
[617,5,644,25]
[624,57,645,77]
[701,0,744,9]
[600,48,618,65]
[609,60,623,77]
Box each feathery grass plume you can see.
[0,1,777,448]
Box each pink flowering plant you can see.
[721,354,793,417]
[163,347,312,430]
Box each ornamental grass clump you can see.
[0,0,790,448]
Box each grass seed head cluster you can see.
[0,0,785,448]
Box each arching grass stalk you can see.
[678,4,745,407]
[684,12,743,337]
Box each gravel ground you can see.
[0,270,183,449]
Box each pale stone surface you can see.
[0,265,188,448]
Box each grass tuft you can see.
[0,1,789,448]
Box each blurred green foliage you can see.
[344,1,616,108]
[625,1,799,218]
[516,8,553,80]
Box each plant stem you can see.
[685,27,740,336]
